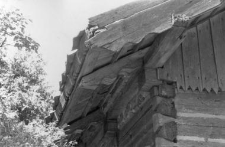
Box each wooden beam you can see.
[88,0,170,28]
[79,46,148,90]
[81,122,103,145]
[102,60,143,115]
[86,0,221,52]
[64,109,105,135]
[144,26,186,68]
[98,120,118,147]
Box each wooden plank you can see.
[155,137,175,147]
[145,27,186,68]
[64,109,104,135]
[175,92,225,116]
[80,47,148,90]
[118,96,154,141]
[197,20,219,92]
[169,46,185,90]
[87,124,104,147]
[119,108,154,147]
[156,137,225,147]
[82,82,112,117]
[58,48,147,126]
[86,0,221,52]
[177,140,225,147]
[157,53,172,81]
[58,88,94,126]
[108,70,144,121]
[134,128,154,147]
[89,0,170,28]
[182,27,202,91]
[177,114,225,128]
[142,68,161,91]
[178,124,225,139]
[118,95,163,141]
[210,11,225,91]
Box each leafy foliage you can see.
[0,8,39,51]
[0,7,64,146]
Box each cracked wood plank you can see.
[197,20,219,92]
[144,26,186,68]
[210,11,225,91]
[86,0,221,52]
[89,0,170,28]
[182,27,202,91]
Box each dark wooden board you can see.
[169,46,185,90]
[158,45,185,90]
[182,27,202,91]
[210,11,225,91]
[175,92,225,115]
[58,88,94,126]
[156,137,225,147]
[64,109,104,135]
[197,20,219,92]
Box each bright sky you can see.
[0,0,135,95]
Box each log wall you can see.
[118,84,225,147]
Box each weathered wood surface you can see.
[145,27,186,68]
[55,2,225,146]
[175,92,225,116]
[72,30,87,51]
[58,88,94,126]
[210,11,225,91]
[177,124,225,140]
[81,122,102,145]
[86,0,221,52]
[76,47,114,85]
[87,124,104,147]
[89,0,170,28]
[82,82,112,117]
[64,109,104,134]
[58,47,148,126]
[119,108,154,147]
[142,68,161,91]
[198,20,219,92]
[158,46,185,90]
[174,92,225,146]
[182,27,202,91]
[95,120,118,147]
[156,137,225,147]
[79,47,148,90]
[134,128,154,147]
[118,93,154,141]
[108,70,145,121]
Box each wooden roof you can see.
[54,0,225,133]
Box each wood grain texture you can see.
[158,46,185,90]
[79,47,148,90]
[210,11,225,91]
[142,68,161,91]
[58,88,94,126]
[145,27,185,68]
[86,0,221,52]
[175,92,225,116]
[197,20,219,92]
[89,0,170,28]
[182,27,202,91]
[178,124,225,139]
[64,109,104,135]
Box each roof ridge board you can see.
[88,0,170,28]
[85,0,221,52]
